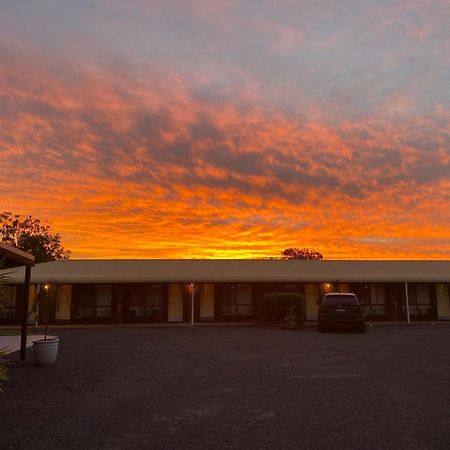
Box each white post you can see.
[405,282,411,325]
[191,283,195,326]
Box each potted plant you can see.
[33,284,59,366]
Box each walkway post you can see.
[190,283,195,326]
[404,282,411,325]
[20,265,32,361]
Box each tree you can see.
[281,247,323,260]
[0,212,70,263]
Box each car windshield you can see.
[322,295,359,306]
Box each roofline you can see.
[2,259,450,284]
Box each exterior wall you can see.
[305,283,319,320]
[436,283,450,320]
[200,283,215,320]
[56,284,72,321]
[168,283,184,322]
[6,279,449,324]
[28,284,37,321]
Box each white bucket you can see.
[33,338,59,366]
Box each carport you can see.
[0,242,35,360]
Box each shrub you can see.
[0,347,10,390]
[257,292,306,328]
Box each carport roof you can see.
[0,242,35,267]
[2,259,450,284]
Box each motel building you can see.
[1,259,450,325]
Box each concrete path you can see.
[0,334,47,354]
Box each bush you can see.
[0,347,10,390]
[257,292,305,328]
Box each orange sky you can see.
[1,1,449,259]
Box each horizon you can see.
[1,1,449,260]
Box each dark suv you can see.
[318,293,366,333]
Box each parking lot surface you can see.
[1,325,449,449]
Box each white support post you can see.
[191,283,195,326]
[405,282,411,325]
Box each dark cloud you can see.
[1,1,450,258]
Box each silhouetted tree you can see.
[0,212,70,263]
[281,247,323,260]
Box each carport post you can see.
[20,265,32,360]
[404,282,411,325]
[190,283,195,326]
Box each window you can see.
[416,284,431,305]
[370,285,386,305]
[129,285,144,319]
[369,284,387,316]
[221,284,252,317]
[415,284,431,317]
[77,285,94,319]
[144,285,162,320]
[222,285,237,316]
[236,284,252,315]
[322,295,359,306]
[94,285,112,318]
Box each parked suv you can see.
[318,293,366,333]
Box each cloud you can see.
[0,1,449,259]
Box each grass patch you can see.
[0,329,20,336]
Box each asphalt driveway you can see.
[1,325,449,449]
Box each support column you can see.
[20,265,32,361]
[404,282,411,325]
[189,283,195,326]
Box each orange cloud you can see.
[1,35,449,260]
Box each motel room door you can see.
[168,283,183,322]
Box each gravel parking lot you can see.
[1,324,450,449]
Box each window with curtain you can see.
[94,285,112,318]
[144,284,163,320]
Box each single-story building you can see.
[1,259,450,324]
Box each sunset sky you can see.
[1,0,449,259]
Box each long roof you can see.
[2,259,450,284]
